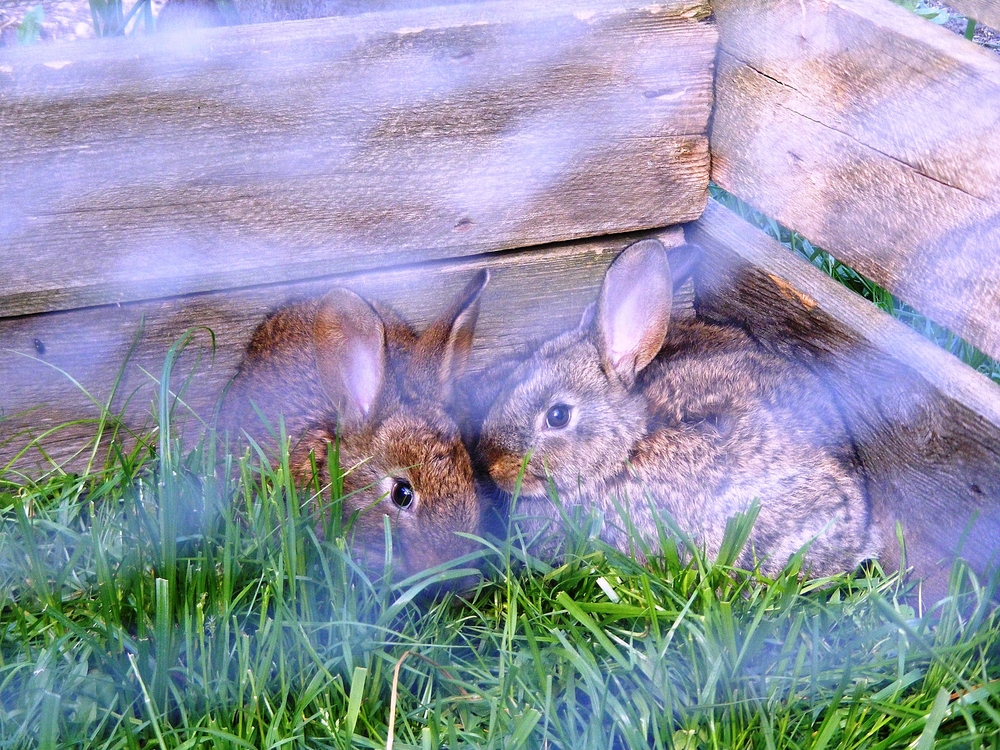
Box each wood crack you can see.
[731,53,989,206]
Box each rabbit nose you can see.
[420,569,482,597]
[488,453,526,491]
[480,434,533,491]
[402,528,479,578]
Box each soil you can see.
[930,0,1000,51]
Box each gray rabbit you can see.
[223,271,489,577]
[477,239,878,576]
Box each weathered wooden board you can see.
[947,0,1000,31]
[164,0,494,26]
[0,228,684,474]
[690,200,1000,595]
[710,0,1000,362]
[0,0,714,319]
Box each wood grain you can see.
[0,0,714,318]
[710,0,1000,361]
[0,228,685,474]
[690,200,1000,594]
[947,0,1000,31]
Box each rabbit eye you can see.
[390,479,415,509]
[544,404,572,429]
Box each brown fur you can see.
[223,272,488,577]
[478,240,877,577]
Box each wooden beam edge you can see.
[716,0,1000,79]
[688,200,1000,428]
[0,0,713,68]
[709,48,1000,362]
[0,188,707,321]
[838,0,1000,66]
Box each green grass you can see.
[14,6,45,45]
[2,308,999,749]
[3,415,1000,748]
[889,0,955,27]
[3,227,1000,749]
[88,0,154,37]
[710,186,1000,386]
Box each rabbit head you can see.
[478,239,679,502]
[226,270,490,578]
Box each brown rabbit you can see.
[223,271,488,577]
[477,239,878,577]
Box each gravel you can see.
[927,0,1000,52]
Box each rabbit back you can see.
[479,241,876,577]
[630,320,874,575]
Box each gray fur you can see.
[478,240,878,577]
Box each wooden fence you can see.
[1,0,999,586]
[1,0,715,466]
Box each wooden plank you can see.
[215,0,496,24]
[689,200,1000,595]
[710,0,1000,362]
[0,228,685,474]
[947,0,1000,31]
[0,0,714,318]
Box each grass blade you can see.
[915,688,952,750]
[38,691,60,750]
[346,666,368,742]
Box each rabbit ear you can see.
[596,238,672,387]
[313,288,386,427]
[578,302,597,330]
[420,269,489,394]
